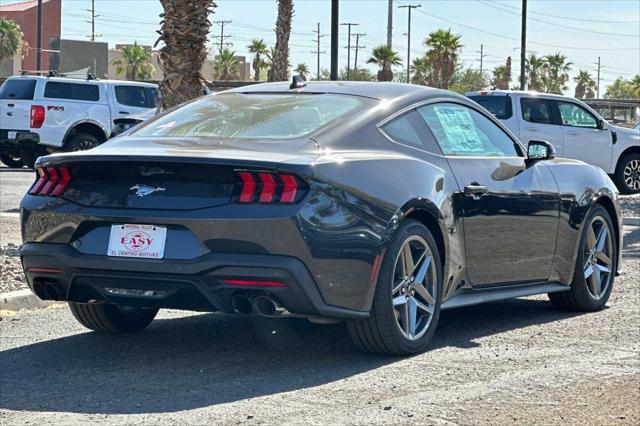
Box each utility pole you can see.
[519,0,527,90]
[86,0,101,42]
[352,33,366,71]
[36,0,42,70]
[341,22,359,80]
[312,22,326,80]
[387,0,393,48]
[398,4,421,84]
[330,0,339,80]
[595,56,602,98]
[477,44,487,76]
[212,20,232,54]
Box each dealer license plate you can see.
[107,224,167,259]
[7,131,17,140]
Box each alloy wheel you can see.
[623,159,640,191]
[583,216,613,299]
[391,235,437,340]
[75,140,98,151]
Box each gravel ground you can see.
[0,169,639,425]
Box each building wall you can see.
[0,0,62,72]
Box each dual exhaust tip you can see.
[231,294,287,317]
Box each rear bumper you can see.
[20,242,369,319]
[0,130,40,153]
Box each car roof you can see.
[226,80,457,102]
[465,89,575,100]
[7,75,157,87]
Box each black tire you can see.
[19,150,39,169]
[347,220,443,356]
[613,153,640,194]
[68,302,158,333]
[65,133,100,152]
[0,153,24,168]
[549,205,617,312]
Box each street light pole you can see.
[398,4,420,84]
[36,0,43,70]
[330,0,339,80]
[520,0,527,90]
[341,22,359,80]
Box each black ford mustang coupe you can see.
[20,81,622,355]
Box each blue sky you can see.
[49,1,640,92]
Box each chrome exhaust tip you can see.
[253,295,287,317]
[231,294,254,314]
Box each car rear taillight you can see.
[29,165,72,196]
[30,105,45,128]
[234,171,305,204]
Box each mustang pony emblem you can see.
[129,184,166,197]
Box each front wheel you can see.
[613,153,640,194]
[347,220,443,355]
[549,205,617,311]
[69,302,158,332]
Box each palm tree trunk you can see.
[253,54,261,82]
[156,0,215,109]
[268,0,293,82]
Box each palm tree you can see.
[544,52,572,94]
[0,18,23,63]
[294,63,309,78]
[574,70,596,99]
[367,45,402,82]
[631,74,640,97]
[247,38,268,82]
[525,54,546,92]
[491,57,512,90]
[111,42,155,80]
[268,0,294,82]
[424,28,463,89]
[410,56,431,85]
[156,0,216,110]
[213,48,239,81]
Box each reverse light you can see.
[29,165,72,196]
[234,171,303,204]
[223,279,287,288]
[30,105,45,128]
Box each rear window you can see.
[134,93,367,139]
[0,79,36,100]
[44,82,100,101]
[467,95,512,119]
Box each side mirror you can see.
[527,140,556,161]
[597,118,606,129]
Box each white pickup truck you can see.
[0,75,158,168]
[466,90,640,194]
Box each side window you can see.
[558,101,598,128]
[417,103,520,157]
[146,87,158,108]
[115,85,148,108]
[521,97,554,125]
[44,82,99,101]
[380,110,441,154]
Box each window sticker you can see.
[433,106,484,154]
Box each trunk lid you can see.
[0,78,36,131]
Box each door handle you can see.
[566,131,579,136]
[464,183,488,198]
[525,127,538,132]
[119,111,131,115]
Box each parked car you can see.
[0,75,158,168]
[20,82,622,355]
[466,90,640,194]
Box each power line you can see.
[212,20,233,53]
[476,43,487,75]
[312,22,326,80]
[341,22,359,80]
[86,0,101,41]
[399,4,421,84]
[477,0,639,38]
[351,33,366,70]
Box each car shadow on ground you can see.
[0,298,584,415]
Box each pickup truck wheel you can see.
[19,150,39,169]
[66,133,100,152]
[0,153,24,168]
[69,302,158,333]
[614,153,640,194]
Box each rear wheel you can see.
[0,153,23,168]
[65,133,100,152]
[68,302,158,332]
[614,153,640,194]
[347,220,443,355]
[549,205,616,311]
[19,150,38,169]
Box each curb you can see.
[0,289,54,312]
[623,217,640,227]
